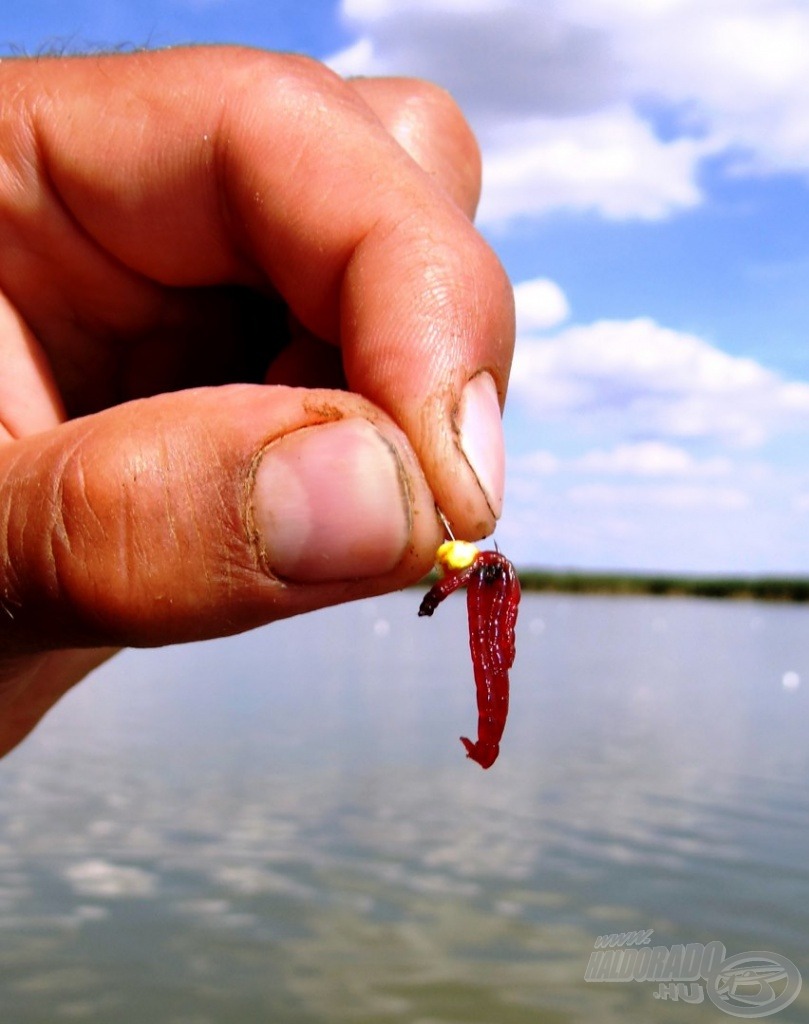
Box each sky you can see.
[4,0,809,575]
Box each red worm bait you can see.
[418,540,520,769]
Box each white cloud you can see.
[335,0,621,120]
[511,441,730,479]
[567,482,749,509]
[574,442,730,477]
[510,316,809,446]
[497,467,772,573]
[511,449,559,475]
[513,277,570,332]
[611,0,809,177]
[330,0,809,223]
[479,105,712,222]
[478,106,708,223]
[499,285,809,572]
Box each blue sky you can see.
[5,0,809,575]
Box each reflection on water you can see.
[2,593,809,1022]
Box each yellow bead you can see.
[436,540,479,571]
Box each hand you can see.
[0,46,515,755]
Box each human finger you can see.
[346,76,482,217]
[10,47,513,538]
[265,75,485,391]
[0,384,440,660]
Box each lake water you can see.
[2,592,808,1023]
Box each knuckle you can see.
[398,77,472,130]
[218,46,349,115]
[1,434,119,648]
[1,426,150,648]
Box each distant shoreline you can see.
[514,570,809,602]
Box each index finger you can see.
[15,46,515,537]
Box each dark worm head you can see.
[460,736,500,769]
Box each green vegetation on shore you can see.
[516,569,809,602]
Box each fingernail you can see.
[458,372,505,518]
[250,419,412,583]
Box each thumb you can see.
[0,383,441,656]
